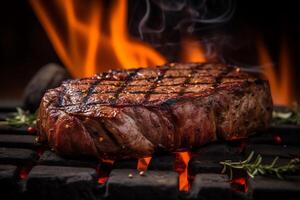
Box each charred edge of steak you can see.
[37,62,273,159]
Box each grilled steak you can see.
[37,62,273,159]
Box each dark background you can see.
[0,0,299,106]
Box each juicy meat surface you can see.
[37,62,273,159]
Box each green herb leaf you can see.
[0,107,37,127]
[273,111,292,119]
[220,151,300,179]
[273,104,300,125]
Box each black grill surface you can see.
[1,110,300,200]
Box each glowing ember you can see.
[27,126,37,134]
[137,157,152,171]
[97,177,108,185]
[257,37,293,106]
[273,135,283,144]
[231,177,248,192]
[19,168,29,180]
[231,177,246,185]
[181,37,207,63]
[96,161,114,185]
[175,151,191,192]
[30,0,166,77]
[101,159,114,166]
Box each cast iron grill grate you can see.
[0,110,300,200]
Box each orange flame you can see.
[97,159,114,185]
[181,37,207,62]
[137,156,152,171]
[30,0,166,77]
[257,37,293,106]
[175,151,191,191]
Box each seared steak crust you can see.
[37,63,273,159]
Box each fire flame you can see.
[181,37,207,62]
[257,37,293,106]
[31,0,293,106]
[30,0,166,77]
[137,157,152,171]
[175,151,191,191]
[97,160,114,185]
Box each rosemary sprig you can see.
[220,151,300,179]
[272,104,300,125]
[0,107,37,127]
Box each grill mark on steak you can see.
[214,66,231,87]
[110,68,141,105]
[69,80,218,95]
[179,62,205,96]
[143,65,169,104]
[73,75,215,86]
[54,81,249,108]
[82,73,105,105]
